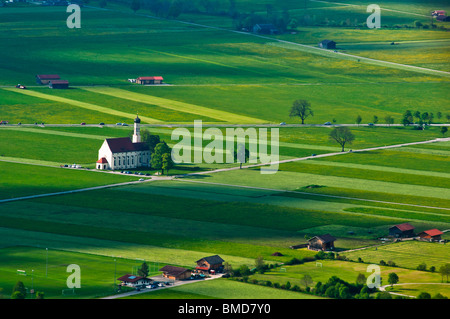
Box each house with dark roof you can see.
[36,74,61,85]
[307,234,336,251]
[117,274,152,287]
[159,265,191,280]
[136,76,164,85]
[96,115,151,170]
[436,15,450,22]
[49,80,69,89]
[389,223,415,238]
[418,229,443,242]
[195,255,224,274]
[253,24,278,35]
[319,40,336,50]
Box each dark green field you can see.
[0,0,449,300]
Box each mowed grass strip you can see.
[83,87,266,123]
[2,88,163,124]
[342,241,450,270]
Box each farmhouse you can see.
[319,40,336,50]
[49,80,69,89]
[195,255,224,274]
[117,274,152,287]
[436,15,450,22]
[418,229,443,242]
[96,115,151,170]
[36,74,60,85]
[307,234,336,251]
[432,10,446,16]
[159,265,191,280]
[136,76,164,85]
[389,223,415,238]
[253,24,278,35]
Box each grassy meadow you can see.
[0,1,449,300]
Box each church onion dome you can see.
[134,115,141,123]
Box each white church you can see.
[96,115,151,170]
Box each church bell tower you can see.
[133,114,141,143]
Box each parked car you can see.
[122,123,129,126]
[139,178,144,182]
[15,84,26,89]
[324,122,332,125]
[116,123,122,126]
[81,122,86,125]
[368,123,374,126]
[280,122,286,125]
[99,122,105,126]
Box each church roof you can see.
[96,157,108,164]
[134,115,141,123]
[105,137,149,153]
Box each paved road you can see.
[379,283,450,298]
[101,274,223,299]
[1,137,448,207]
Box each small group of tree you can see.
[379,260,397,267]
[314,276,370,299]
[417,292,448,299]
[403,110,445,127]
[439,263,450,283]
[151,142,175,175]
[10,281,44,299]
[128,129,175,174]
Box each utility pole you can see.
[45,248,48,277]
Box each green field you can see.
[0,0,449,300]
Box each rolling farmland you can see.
[0,0,449,302]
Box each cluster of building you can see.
[389,223,444,242]
[128,76,164,85]
[117,255,225,288]
[432,10,450,22]
[36,74,69,89]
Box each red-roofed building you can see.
[96,115,151,170]
[389,223,415,238]
[136,76,164,85]
[117,274,152,287]
[432,10,446,16]
[36,74,61,85]
[418,229,443,242]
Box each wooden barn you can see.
[389,223,415,238]
[49,80,69,89]
[159,265,191,281]
[319,40,336,50]
[36,74,60,85]
[136,76,164,85]
[195,255,224,274]
[307,234,336,251]
[418,229,443,242]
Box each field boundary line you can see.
[176,179,450,212]
[2,88,163,124]
[83,5,450,78]
[82,87,266,124]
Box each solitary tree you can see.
[234,145,250,169]
[329,126,355,152]
[289,99,313,124]
[388,272,399,287]
[12,281,26,299]
[161,153,175,175]
[138,262,149,278]
[255,256,266,274]
[384,115,394,126]
[441,126,448,137]
[439,264,450,283]
[299,274,313,289]
[373,115,378,124]
[356,115,362,126]
[151,142,172,174]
